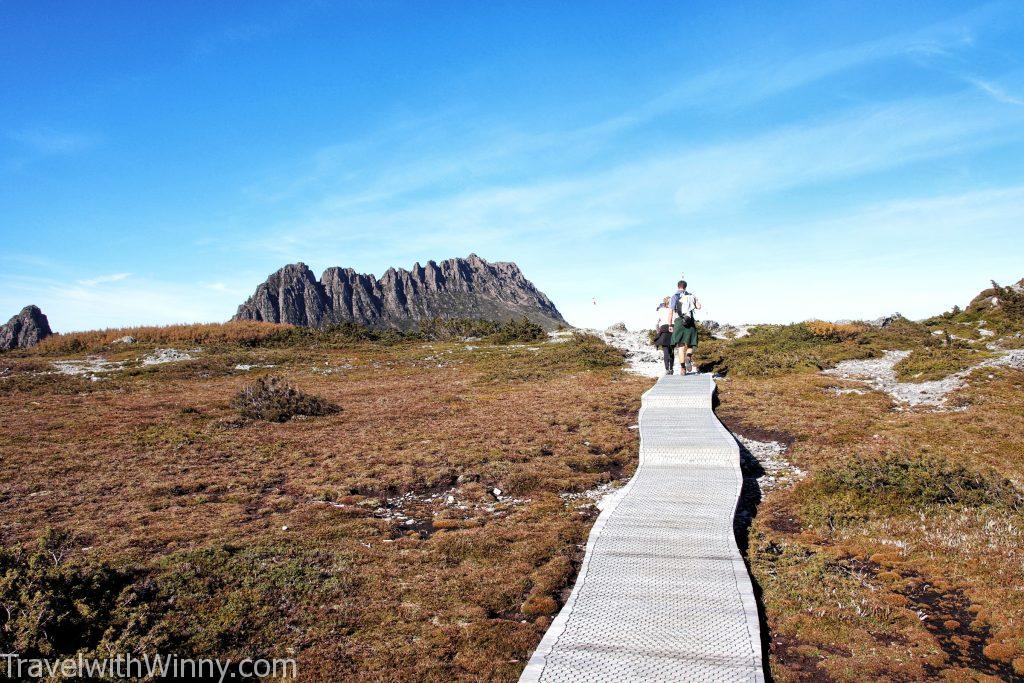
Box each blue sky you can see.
[2,1,1023,332]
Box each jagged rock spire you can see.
[233,255,567,330]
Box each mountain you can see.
[0,305,53,350]
[233,254,568,330]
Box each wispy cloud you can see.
[240,1,1012,225]
[238,84,1024,268]
[77,273,132,287]
[966,77,1024,107]
[8,128,99,155]
[0,272,236,332]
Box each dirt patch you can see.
[771,634,834,682]
[897,571,1015,679]
[718,413,797,448]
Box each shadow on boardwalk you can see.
[734,440,775,683]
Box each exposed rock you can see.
[605,322,628,334]
[142,348,196,365]
[871,313,903,328]
[0,305,52,350]
[835,314,902,327]
[233,254,567,330]
[112,335,136,344]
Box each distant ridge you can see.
[233,254,568,330]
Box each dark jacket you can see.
[655,324,673,347]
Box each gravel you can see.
[823,348,1024,408]
[142,348,196,365]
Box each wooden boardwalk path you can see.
[520,373,764,682]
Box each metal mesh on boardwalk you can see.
[520,373,764,682]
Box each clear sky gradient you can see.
[2,1,1023,332]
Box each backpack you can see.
[674,300,695,328]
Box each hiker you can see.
[670,280,701,374]
[654,296,675,374]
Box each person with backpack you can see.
[654,296,675,374]
[669,280,701,374]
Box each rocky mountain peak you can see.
[233,255,567,330]
[0,305,53,350]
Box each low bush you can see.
[488,318,546,344]
[231,375,340,422]
[893,347,990,382]
[416,317,502,340]
[694,323,879,377]
[0,529,135,658]
[257,321,405,347]
[804,320,868,341]
[814,454,1022,513]
[990,280,1024,321]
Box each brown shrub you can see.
[230,375,340,422]
[521,594,558,618]
[1013,656,1024,676]
[983,642,1016,663]
[805,320,867,341]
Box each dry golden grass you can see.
[0,334,649,680]
[30,320,292,355]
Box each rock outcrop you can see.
[0,305,53,350]
[233,254,568,330]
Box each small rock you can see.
[112,335,136,344]
[281,525,289,531]
[605,322,628,335]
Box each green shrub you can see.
[488,318,546,344]
[0,529,135,658]
[231,375,340,422]
[893,347,991,382]
[416,317,502,340]
[815,454,1022,513]
[257,321,403,347]
[693,323,880,377]
[990,280,1024,321]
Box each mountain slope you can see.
[233,254,568,330]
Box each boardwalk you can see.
[520,373,764,682]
